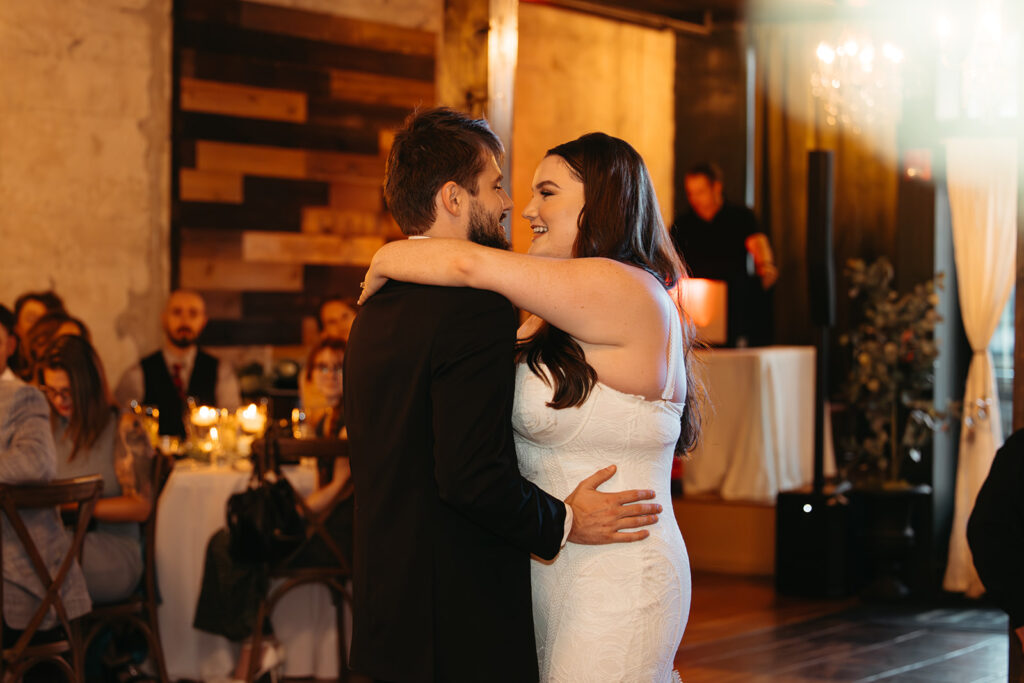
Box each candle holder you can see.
[187,399,219,462]
[216,409,238,462]
[236,399,269,456]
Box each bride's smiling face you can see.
[523,155,584,259]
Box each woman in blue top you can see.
[36,335,155,603]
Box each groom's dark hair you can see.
[383,107,504,235]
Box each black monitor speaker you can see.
[776,490,853,597]
[806,150,836,327]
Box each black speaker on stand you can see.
[776,150,853,598]
[806,149,836,495]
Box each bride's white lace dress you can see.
[512,311,692,683]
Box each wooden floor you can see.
[676,572,1010,682]
[279,571,1010,682]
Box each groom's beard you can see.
[468,202,511,250]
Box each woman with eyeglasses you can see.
[304,337,347,439]
[193,336,353,682]
[35,334,156,603]
[0,308,92,643]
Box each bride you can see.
[361,132,699,682]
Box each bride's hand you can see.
[357,249,390,305]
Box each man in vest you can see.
[115,290,240,436]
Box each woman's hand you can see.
[358,247,393,305]
[305,456,352,514]
[357,239,476,305]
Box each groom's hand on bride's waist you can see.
[564,465,661,545]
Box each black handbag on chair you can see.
[226,437,305,563]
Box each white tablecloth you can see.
[684,346,835,504]
[156,461,342,681]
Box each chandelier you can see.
[810,34,904,132]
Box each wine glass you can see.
[129,401,161,448]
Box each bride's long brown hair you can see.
[515,133,702,453]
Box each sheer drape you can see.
[942,138,1018,596]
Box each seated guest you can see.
[0,307,16,377]
[318,297,358,342]
[304,338,346,438]
[967,429,1024,661]
[19,312,91,382]
[114,290,240,437]
[13,292,66,343]
[0,312,91,632]
[193,346,353,681]
[300,299,357,413]
[37,335,156,603]
[10,291,66,379]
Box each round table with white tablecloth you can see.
[155,460,345,681]
[684,346,837,503]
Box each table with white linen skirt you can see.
[156,460,346,681]
[684,346,836,504]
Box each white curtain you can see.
[942,138,1018,596]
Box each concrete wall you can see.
[0,0,441,387]
[0,0,172,385]
[511,3,676,251]
[1,0,667,381]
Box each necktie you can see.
[171,363,185,400]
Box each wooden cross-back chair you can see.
[81,453,174,683]
[246,435,353,683]
[0,475,104,683]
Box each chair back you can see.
[241,437,353,682]
[0,475,104,681]
[80,455,174,683]
[142,455,174,601]
[254,436,351,572]
[255,436,347,482]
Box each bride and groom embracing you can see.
[344,107,699,683]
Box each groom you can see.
[344,107,663,683]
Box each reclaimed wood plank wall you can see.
[172,0,436,346]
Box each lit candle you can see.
[191,406,218,427]
[238,403,266,434]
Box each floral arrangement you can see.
[838,257,952,486]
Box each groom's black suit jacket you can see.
[344,281,567,683]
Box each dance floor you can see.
[676,572,1009,682]
[223,572,1009,682]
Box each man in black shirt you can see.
[671,162,776,346]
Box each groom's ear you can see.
[437,180,464,217]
